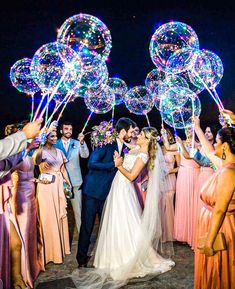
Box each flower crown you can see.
[91,120,117,148]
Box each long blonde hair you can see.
[142,127,159,170]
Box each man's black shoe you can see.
[78,263,87,268]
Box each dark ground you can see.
[35,201,194,289]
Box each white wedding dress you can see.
[71,146,175,288]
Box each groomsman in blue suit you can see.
[55,121,89,234]
[77,117,136,267]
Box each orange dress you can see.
[194,163,235,289]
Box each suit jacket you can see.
[0,131,27,161]
[0,132,27,179]
[55,138,89,187]
[83,140,127,201]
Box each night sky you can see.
[1,0,235,138]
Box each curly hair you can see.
[142,127,159,170]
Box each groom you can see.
[77,117,136,267]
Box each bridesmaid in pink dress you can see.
[11,154,44,288]
[194,120,235,289]
[33,131,71,264]
[191,126,216,250]
[161,127,200,246]
[0,174,14,289]
[160,144,180,242]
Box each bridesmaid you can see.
[33,131,71,264]
[160,129,180,242]
[11,136,44,288]
[162,127,200,247]
[194,117,235,289]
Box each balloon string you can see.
[191,97,195,156]
[111,106,115,126]
[55,94,73,123]
[38,69,68,120]
[44,93,72,128]
[81,111,93,134]
[30,94,35,122]
[145,113,151,127]
[192,70,222,110]
[33,93,47,121]
[45,95,49,123]
[212,89,224,110]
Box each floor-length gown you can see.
[0,174,25,289]
[160,150,177,242]
[36,148,70,264]
[93,148,174,281]
[194,163,235,289]
[174,154,200,246]
[12,156,44,288]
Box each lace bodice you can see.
[122,147,149,171]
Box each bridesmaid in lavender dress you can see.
[12,147,44,288]
[33,131,71,265]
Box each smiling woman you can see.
[32,131,72,265]
[194,119,235,289]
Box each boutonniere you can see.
[72,143,76,149]
[123,147,130,154]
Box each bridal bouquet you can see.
[91,120,117,148]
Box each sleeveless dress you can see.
[160,150,177,242]
[174,154,200,246]
[12,156,44,287]
[194,163,235,289]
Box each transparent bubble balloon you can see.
[79,56,108,89]
[124,86,154,115]
[57,13,112,60]
[161,94,201,129]
[201,49,224,89]
[10,58,40,94]
[53,92,77,104]
[149,21,199,72]
[30,42,82,94]
[159,86,193,114]
[175,71,205,94]
[154,74,189,110]
[166,47,198,74]
[84,86,115,114]
[107,78,128,105]
[187,49,212,91]
[145,69,165,91]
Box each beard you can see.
[63,133,72,139]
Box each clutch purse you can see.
[38,173,55,184]
[198,232,227,252]
[63,183,74,199]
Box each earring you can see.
[222,148,226,160]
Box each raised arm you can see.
[78,133,89,158]
[203,168,235,256]
[194,116,222,169]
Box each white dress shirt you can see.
[62,138,71,152]
[116,138,123,155]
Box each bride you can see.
[72,127,175,288]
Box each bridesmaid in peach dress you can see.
[160,130,180,242]
[194,119,235,289]
[33,131,71,264]
[11,154,44,288]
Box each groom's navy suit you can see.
[77,140,126,265]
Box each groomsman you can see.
[55,121,89,234]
